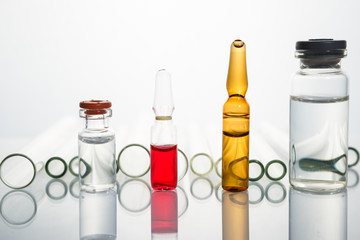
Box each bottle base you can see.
[152,184,177,191]
[222,185,248,192]
[81,234,116,240]
[290,179,346,193]
[80,183,116,193]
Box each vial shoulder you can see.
[78,128,115,143]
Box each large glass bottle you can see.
[222,40,250,191]
[151,69,177,190]
[290,39,348,192]
[78,100,116,192]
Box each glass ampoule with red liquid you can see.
[151,69,177,190]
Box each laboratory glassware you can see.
[151,70,177,190]
[78,100,116,192]
[222,39,250,191]
[290,39,348,192]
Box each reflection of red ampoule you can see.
[151,190,178,238]
[151,70,177,190]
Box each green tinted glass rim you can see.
[215,158,222,178]
[69,156,78,177]
[265,182,287,204]
[265,159,287,181]
[347,169,359,188]
[348,147,359,168]
[190,153,214,177]
[190,176,213,200]
[249,159,265,182]
[117,144,150,178]
[177,186,189,218]
[0,153,36,189]
[248,182,265,204]
[45,179,68,200]
[118,179,151,213]
[0,190,37,225]
[45,157,67,178]
[178,148,189,181]
[69,178,80,199]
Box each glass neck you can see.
[85,116,109,129]
[300,59,341,70]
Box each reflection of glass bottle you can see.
[78,100,116,192]
[289,187,347,240]
[151,190,178,240]
[79,189,117,240]
[290,39,348,192]
[151,70,177,190]
[222,191,249,240]
[222,40,250,191]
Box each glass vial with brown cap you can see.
[222,40,250,191]
[78,100,116,192]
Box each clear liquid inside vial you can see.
[78,135,116,192]
[290,95,348,192]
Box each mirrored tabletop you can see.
[0,122,359,240]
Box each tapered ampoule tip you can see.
[153,69,174,117]
[233,39,244,48]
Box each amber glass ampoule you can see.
[222,39,250,191]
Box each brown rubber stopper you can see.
[80,100,111,115]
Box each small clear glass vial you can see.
[290,39,349,192]
[78,100,116,192]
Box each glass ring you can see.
[0,153,36,189]
[0,190,37,225]
[46,179,68,200]
[265,182,287,204]
[118,179,151,213]
[45,157,67,178]
[178,148,189,181]
[190,177,214,200]
[348,147,359,168]
[215,158,222,178]
[249,159,265,182]
[248,182,265,204]
[265,160,287,181]
[117,144,150,178]
[69,156,78,177]
[347,169,359,188]
[190,153,214,176]
[69,178,80,199]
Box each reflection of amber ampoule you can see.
[222,39,250,191]
[222,191,249,240]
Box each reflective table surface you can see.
[0,123,359,240]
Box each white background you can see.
[0,0,359,144]
[0,1,360,239]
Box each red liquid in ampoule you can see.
[151,145,177,190]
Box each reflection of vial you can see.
[151,70,177,190]
[78,100,116,192]
[151,190,178,239]
[80,189,117,240]
[222,40,250,191]
[289,187,347,240]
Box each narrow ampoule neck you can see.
[85,116,109,130]
[155,116,172,120]
[226,40,248,97]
